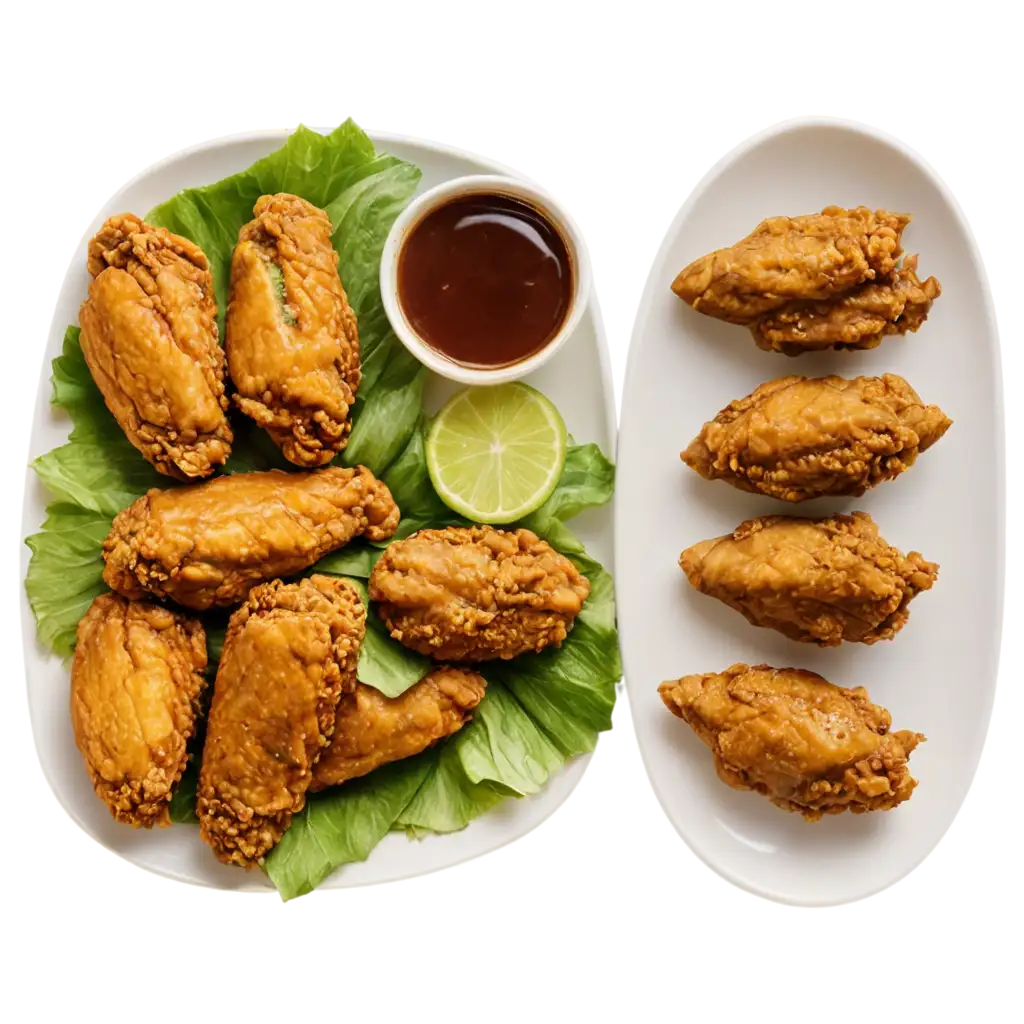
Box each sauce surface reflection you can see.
[398,193,573,368]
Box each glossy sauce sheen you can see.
[398,193,573,367]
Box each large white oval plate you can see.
[616,117,1003,906]
[21,130,617,892]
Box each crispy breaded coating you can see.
[659,664,924,820]
[70,593,207,828]
[79,214,232,478]
[197,576,365,867]
[102,465,399,611]
[680,511,937,645]
[751,256,941,354]
[311,667,487,790]
[370,526,590,661]
[226,194,360,467]
[671,206,910,324]
[682,373,952,501]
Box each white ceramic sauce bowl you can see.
[380,174,592,385]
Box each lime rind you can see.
[426,383,567,524]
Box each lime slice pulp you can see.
[426,383,567,524]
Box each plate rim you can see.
[19,126,619,894]
[614,114,1006,907]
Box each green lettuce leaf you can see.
[490,549,619,757]
[221,419,292,474]
[32,328,164,516]
[168,758,199,824]
[492,625,618,757]
[204,621,227,666]
[265,754,433,901]
[326,162,421,397]
[360,621,430,698]
[394,682,567,837]
[344,577,431,698]
[451,681,563,795]
[24,503,111,658]
[168,737,217,828]
[381,416,463,539]
[344,348,426,475]
[395,742,508,836]
[311,542,381,579]
[32,445,147,521]
[520,442,615,539]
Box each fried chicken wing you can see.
[680,511,937,645]
[671,207,910,324]
[226,194,360,467]
[197,576,365,867]
[102,465,399,611]
[70,593,207,828]
[751,256,941,354]
[659,664,924,820]
[682,373,952,501]
[79,214,232,478]
[311,667,487,790]
[370,526,590,661]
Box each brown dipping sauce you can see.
[397,193,573,368]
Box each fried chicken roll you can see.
[102,465,399,611]
[672,206,911,324]
[79,214,232,478]
[682,373,951,501]
[226,194,360,467]
[680,512,938,645]
[197,576,365,867]
[660,664,924,820]
[750,255,941,354]
[370,527,590,661]
[311,667,488,790]
[71,594,207,828]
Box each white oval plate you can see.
[616,117,1003,906]
[20,129,617,893]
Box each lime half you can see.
[426,383,567,524]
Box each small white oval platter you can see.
[616,117,1003,906]
[20,130,617,893]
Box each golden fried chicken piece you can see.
[682,373,952,501]
[70,593,207,828]
[680,511,937,645]
[226,194,360,467]
[79,214,232,479]
[310,667,487,790]
[659,664,924,820]
[751,256,941,354]
[103,465,399,611]
[370,527,590,661]
[672,207,910,324]
[197,576,365,867]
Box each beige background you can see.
[6,9,1024,1024]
